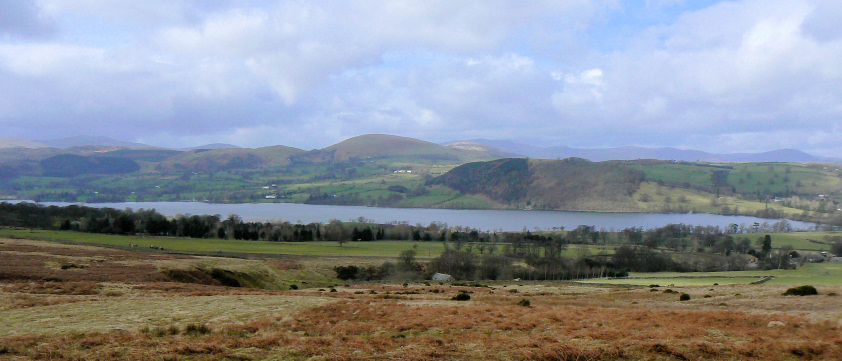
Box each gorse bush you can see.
[679,293,691,301]
[184,323,211,335]
[783,285,818,296]
[452,292,471,301]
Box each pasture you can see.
[580,262,842,286]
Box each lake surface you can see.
[37,201,817,231]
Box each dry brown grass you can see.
[2,238,842,360]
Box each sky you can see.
[1,0,841,156]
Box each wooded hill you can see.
[431,158,645,212]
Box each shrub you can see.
[679,293,691,301]
[334,265,360,280]
[663,289,678,294]
[184,323,211,335]
[289,284,298,290]
[783,285,818,296]
[329,288,337,293]
[508,289,519,293]
[452,292,471,301]
[517,298,531,307]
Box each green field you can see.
[728,163,840,195]
[630,163,717,186]
[634,181,811,217]
[580,262,842,286]
[749,231,839,251]
[0,228,497,258]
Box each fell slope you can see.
[302,134,498,163]
[158,145,305,172]
[432,158,645,212]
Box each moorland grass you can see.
[3,236,842,360]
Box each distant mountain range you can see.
[445,139,839,164]
[0,136,239,151]
[38,136,153,149]
[0,137,49,149]
[0,134,503,178]
[0,134,837,163]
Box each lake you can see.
[37,201,817,232]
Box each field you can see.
[633,181,808,217]
[0,228,613,259]
[579,262,842,286]
[2,236,842,360]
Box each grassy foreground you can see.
[2,236,842,360]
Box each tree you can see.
[399,249,416,271]
[832,241,842,257]
[761,235,772,256]
[428,250,476,280]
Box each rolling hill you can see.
[1,134,839,223]
[156,145,305,172]
[39,136,153,149]
[299,134,500,164]
[39,154,141,177]
[432,158,646,212]
[0,137,49,149]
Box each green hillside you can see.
[428,157,841,222]
[300,134,497,164]
[629,161,841,196]
[40,154,140,177]
[157,145,305,172]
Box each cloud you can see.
[0,0,841,156]
[547,0,842,154]
[0,1,55,39]
[1,1,615,147]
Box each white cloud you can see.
[1,0,841,156]
[546,0,842,153]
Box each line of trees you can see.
[2,202,821,279]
